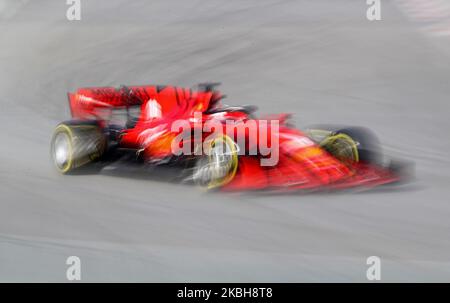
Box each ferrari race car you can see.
[51,83,406,191]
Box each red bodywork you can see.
[67,85,398,191]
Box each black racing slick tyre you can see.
[192,134,239,189]
[51,121,106,174]
[307,126,383,165]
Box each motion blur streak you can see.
[395,0,450,36]
[0,0,450,282]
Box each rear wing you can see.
[67,85,216,120]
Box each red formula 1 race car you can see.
[51,83,406,191]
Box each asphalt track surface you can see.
[1,0,450,282]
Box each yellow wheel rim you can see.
[320,133,359,163]
[204,135,239,189]
[52,124,74,173]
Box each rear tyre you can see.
[51,121,106,173]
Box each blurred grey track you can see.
[1,0,450,282]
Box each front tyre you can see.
[308,126,382,165]
[193,135,239,189]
